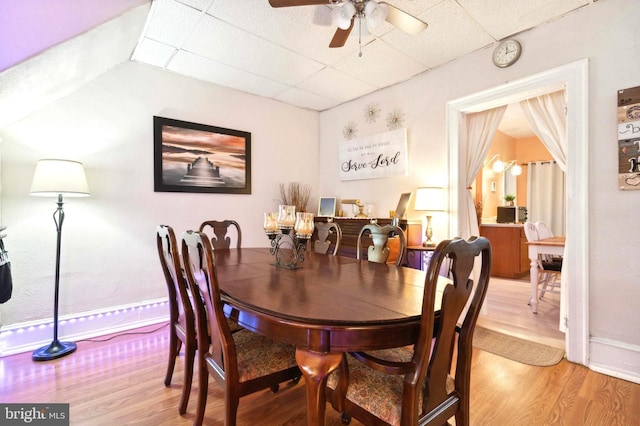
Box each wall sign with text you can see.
[618,85,640,190]
[338,128,408,181]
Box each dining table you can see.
[212,247,448,426]
[526,236,565,313]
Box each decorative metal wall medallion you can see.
[343,121,358,140]
[364,102,381,123]
[386,109,405,130]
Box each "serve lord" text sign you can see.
[339,128,408,181]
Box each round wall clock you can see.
[492,39,522,68]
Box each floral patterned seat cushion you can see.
[229,329,298,383]
[327,346,454,426]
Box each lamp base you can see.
[32,339,77,361]
[422,240,436,248]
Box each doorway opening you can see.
[476,103,565,350]
[446,60,589,365]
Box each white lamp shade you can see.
[414,187,445,212]
[365,1,388,28]
[510,164,523,176]
[332,2,356,30]
[30,159,90,197]
[491,159,505,173]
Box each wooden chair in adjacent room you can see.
[199,219,242,249]
[156,225,197,415]
[181,230,301,426]
[314,221,343,255]
[326,236,492,426]
[524,221,562,302]
[356,223,407,266]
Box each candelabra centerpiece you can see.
[264,205,315,269]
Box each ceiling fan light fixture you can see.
[364,1,387,29]
[332,2,356,30]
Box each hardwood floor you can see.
[477,273,565,349]
[1,322,638,425]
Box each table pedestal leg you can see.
[530,258,539,314]
[295,348,343,426]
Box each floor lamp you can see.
[30,159,90,361]
[414,187,445,247]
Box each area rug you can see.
[473,327,565,366]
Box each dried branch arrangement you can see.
[279,182,312,212]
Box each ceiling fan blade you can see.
[329,19,354,48]
[381,2,428,35]
[269,0,330,7]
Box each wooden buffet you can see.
[314,217,422,267]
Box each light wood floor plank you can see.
[1,279,638,425]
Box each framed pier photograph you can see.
[153,116,251,194]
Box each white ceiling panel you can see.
[274,86,337,111]
[126,0,596,111]
[167,50,290,98]
[143,0,203,47]
[183,13,325,86]
[383,0,493,68]
[456,0,592,40]
[332,38,426,87]
[297,67,378,103]
[131,38,177,68]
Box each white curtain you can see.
[460,105,507,239]
[519,90,567,171]
[460,105,507,319]
[526,161,566,235]
[520,90,568,332]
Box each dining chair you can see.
[314,221,343,255]
[356,223,407,266]
[199,220,242,249]
[181,230,301,426]
[326,236,491,426]
[156,225,197,415]
[524,221,561,301]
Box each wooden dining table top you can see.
[213,248,444,346]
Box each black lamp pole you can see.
[32,194,77,361]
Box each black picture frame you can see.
[153,116,251,194]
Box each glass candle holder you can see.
[277,205,296,229]
[295,212,315,238]
[264,212,278,235]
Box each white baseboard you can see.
[589,337,640,384]
[0,298,169,357]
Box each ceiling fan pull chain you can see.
[358,15,363,57]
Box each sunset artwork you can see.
[154,117,251,194]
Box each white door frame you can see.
[446,59,589,365]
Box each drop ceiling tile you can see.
[296,67,378,103]
[203,1,363,66]
[176,0,212,11]
[183,13,325,86]
[143,0,203,47]
[167,50,289,98]
[383,0,494,69]
[274,87,337,111]
[131,37,177,67]
[332,39,426,88]
[457,0,591,40]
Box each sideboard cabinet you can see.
[314,217,422,266]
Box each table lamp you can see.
[414,187,445,247]
[30,159,90,361]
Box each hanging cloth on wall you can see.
[0,229,12,304]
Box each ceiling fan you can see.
[268,0,428,51]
